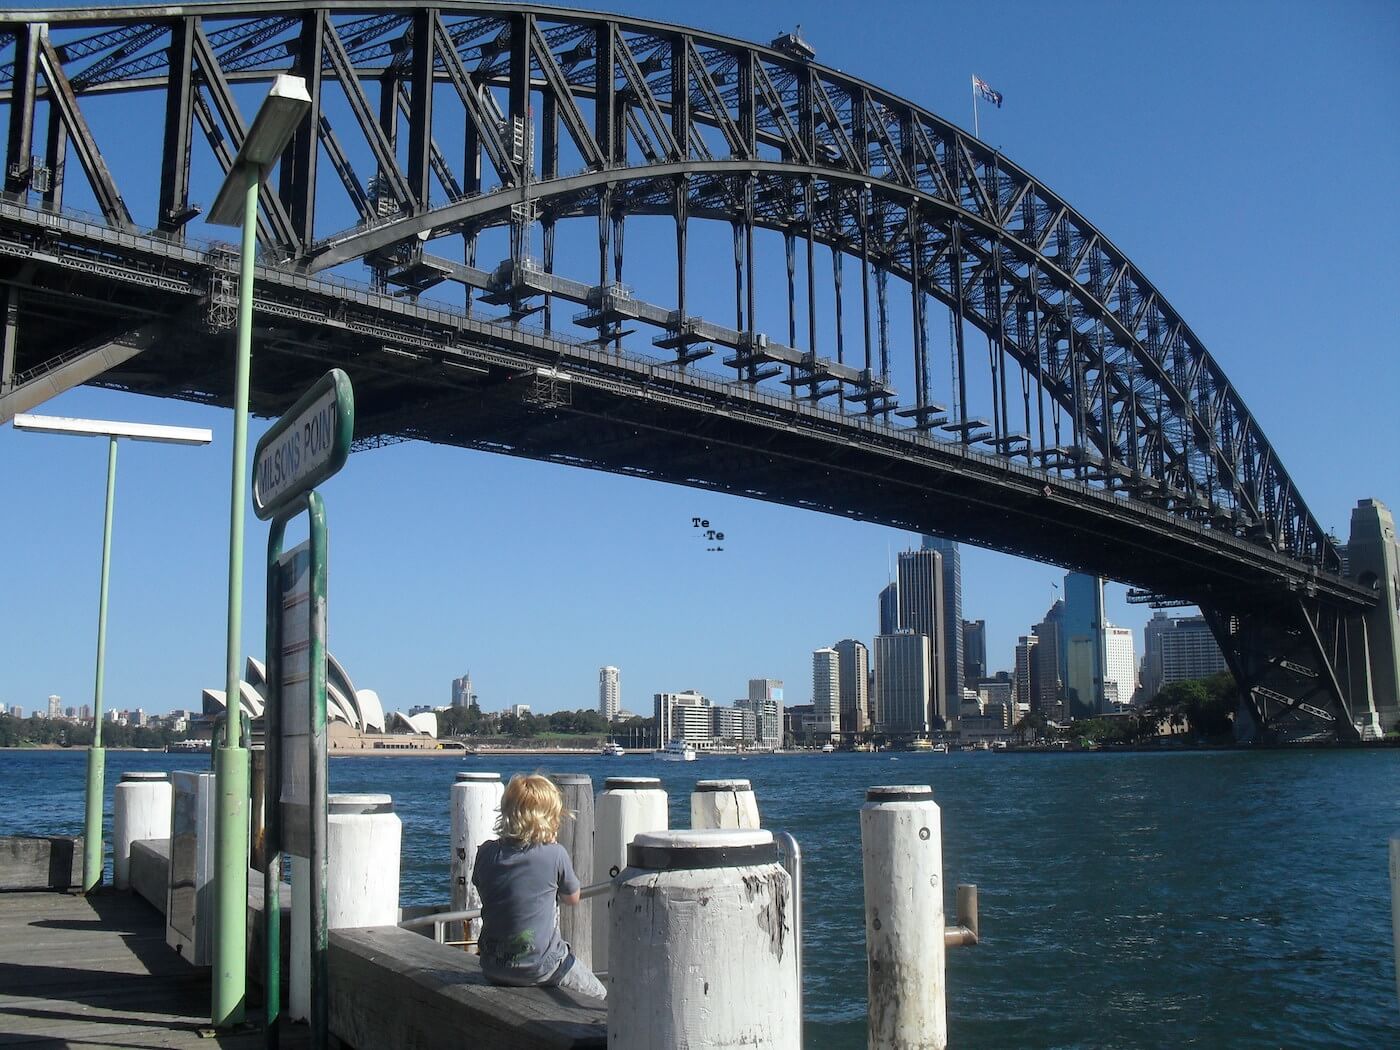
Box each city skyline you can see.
[1,0,1395,718]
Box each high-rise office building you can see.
[450,673,474,708]
[1033,600,1065,714]
[654,690,711,745]
[921,536,964,717]
[1140,610,1173,702]
[1104,625,1137,706]
[878,582,899,636]
[744,678,785,749]
[962,619,987,683]
[811,648,841,741]
[1014,635,1038,707]
[46,695,60,719]
[897,547,949,725]
[598,665,621,720]
[833,638,870,736]
[1062,572,1106,718]
[874,632,933,737]
[1139,614,1229,699]
[711,705,756,744]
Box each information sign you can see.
[253,369,354,521]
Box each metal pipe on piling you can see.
[861,785,947,1050]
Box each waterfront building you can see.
[782,703,817,744]
[897,547,949,725]
[654,690,712,745]
[744,679,784,748]
[1014,635,1038,707]
[1104,625,1138,707]
[962,619,987,682]
[921,536,964,718]
[711,705,756,746]
[1062,572,1106,718]
[833,638,870,736]
[450,673,475,708]
[811,648,841,741]
[598,665,621,721]
[873,631,933,737]
[46,695,60,719]
[878,581,899,636]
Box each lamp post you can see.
[11,413,212,893]
[206,73,311,1030]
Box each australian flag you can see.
[972,75,1003,108]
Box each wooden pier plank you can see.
[0,891,305,1049]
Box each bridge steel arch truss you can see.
[0,2,1377,741]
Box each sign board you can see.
[277,540,319,857]
[253,368,354,521]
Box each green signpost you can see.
[253,368,352,1050]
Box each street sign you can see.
[252,369,354,520]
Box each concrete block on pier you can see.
[328,924,605,1049]
[0,835,82,891]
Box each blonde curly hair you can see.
[495,773,564,846]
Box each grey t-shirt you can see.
[472,838,580,984]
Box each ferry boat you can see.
[820,742,837,753]
[658,740,697,762]
[600,742,626,757]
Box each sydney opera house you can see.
[201,654,440,749]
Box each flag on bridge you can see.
[972,75,1003,108]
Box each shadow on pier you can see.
[0,890,305,1048]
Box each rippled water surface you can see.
[3,746,1396,1048]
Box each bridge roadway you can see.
[0,199,1371,616]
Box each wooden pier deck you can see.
[0,890,306,1048]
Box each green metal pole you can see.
[213,161,258,1028]
[82,436,117,893]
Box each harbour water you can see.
[2,746,1396,1048]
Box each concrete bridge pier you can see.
[1346,498,1400,738]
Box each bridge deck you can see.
[0,890,305,1048]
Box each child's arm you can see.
[560,888,581,906]
[557,845,582,906]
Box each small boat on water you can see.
[657,740,697,762]
[820,742,837,753]
[600,742,626,757]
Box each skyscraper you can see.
[1140,613,1228,700]
[962,619,987,683]
[46,695,60,719]
[874,632,933,737]
[1033,599,1065,715]
[1014,635,1038,707]
[811,648,841,741]
[878,581,899,636]
[744,678,784,749]
[1104,625,1137,706]
[1062,572,1106,718]
[833,638,870,736]
[897,548,948,725]
[450,673,474,708]
[599,665,621,720]
[921,536,964,712]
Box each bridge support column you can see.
[1203,598,1361,744]
[1346,498,1400,736]
[1,287,16,395]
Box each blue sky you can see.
[2,0,1397,718]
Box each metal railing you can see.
[399,878,613,944]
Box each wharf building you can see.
[811,648,841,741]
[1140,611,1228,701]
[833,638,870,737]
[598,665,621,721]
[896,547,950,726]
[873,631,934,738]
[921,535,965,717]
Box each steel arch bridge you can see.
[0,2,1379,740]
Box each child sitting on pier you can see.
[472,773,607,999]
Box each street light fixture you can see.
[206,72,310,1030]
[11,413,212,894]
